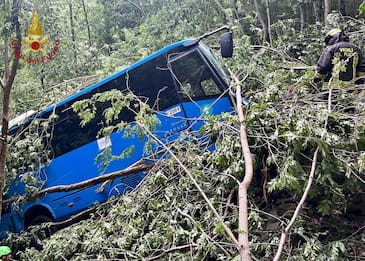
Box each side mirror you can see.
[220,32,233,58]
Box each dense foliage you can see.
[0,0,364,260]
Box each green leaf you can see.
[359,1,365,15]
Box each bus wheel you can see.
[27,214,56,250]
[28,214,53,227]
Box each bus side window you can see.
[48,52,195,158]
[48,76,138,157]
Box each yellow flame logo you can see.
[11,10,60,64]
[22,11,49,53]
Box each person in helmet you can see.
[311,28,365,86]
[0,246,11,261]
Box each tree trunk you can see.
[0,0,21,219]
[254,0,270,44]
[338,0,346,16]
[265,0,272,46]
[324,0,332,25]
[312,0,321,23]
[231,0,244,34]
[81,0,92,48]
[4,39,9,82]
[68,2,77,63]
[299,0,306,31]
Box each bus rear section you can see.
[1,33,234,237]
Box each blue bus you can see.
[0,28,234,237]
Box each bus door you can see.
[168,47,233,133]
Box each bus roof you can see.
[42,38,196,115]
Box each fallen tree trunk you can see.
[3,159,154,206]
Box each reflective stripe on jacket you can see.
[316,41,365,82]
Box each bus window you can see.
[48,69,152,157]
[49,54,180,158]
[169,49,222,99]
[128,54,180,111]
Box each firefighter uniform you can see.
[313,28,365,84]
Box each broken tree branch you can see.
[230,70,253,261]
[137,121,241,251]
[3,159,153,206]
[272,146,319,261]
[273,82,334,260]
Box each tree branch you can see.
[3,159,153,206]
[210,0,229,22]
[273,146,319,261]
[137,122,241,251]
[176,207,231,256]
[125,0,145,16]
[230,70,253,261]
[273,82,334,260]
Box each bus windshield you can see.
[169,48,224,99]
[199,42,231,86]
